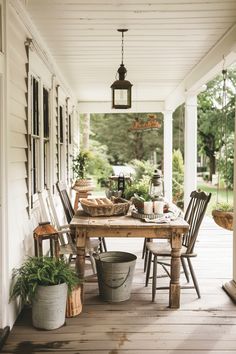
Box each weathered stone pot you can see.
[212,209,233,231]
[32,283,68,330]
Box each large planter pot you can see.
[212,209,233,231]
[32,283,68,330]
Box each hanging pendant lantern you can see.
[111,29,132,109]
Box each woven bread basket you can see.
[80,197,130,217]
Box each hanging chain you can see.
[222,69,229,202]
[217,69,228,203]
[121,31,124,65]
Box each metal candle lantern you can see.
[117,173,125,197]
[149,169,164,200]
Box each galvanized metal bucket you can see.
[95,251,137,302]
[32,283,68,330]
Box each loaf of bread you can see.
[96,198,105,205]
[101,197,113,205]
[81,197,114,207]
[80,198,97,206]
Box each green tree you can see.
[197,69,235,181]
[86,140,113,186]
[91,113,163,165]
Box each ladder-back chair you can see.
[56,181,107,253]
[38,189,77,256]
[145,190,211,302]
[39,189,99,273]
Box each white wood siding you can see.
[4,3,79,328]
[7,4,35,327]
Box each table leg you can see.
[75,228,86,280]
[169,232,182,308]
[74,193,80,211]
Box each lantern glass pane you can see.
[114,89,128,106]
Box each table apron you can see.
[77,227,186,240]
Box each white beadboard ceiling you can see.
[22,0,236,105]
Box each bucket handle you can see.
[100,266,131,289]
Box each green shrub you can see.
[129,159,155,181]
[172,149,184,208]
[86,141,113,186]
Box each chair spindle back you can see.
[183,190,211,253]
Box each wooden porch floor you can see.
[2,217,236,354]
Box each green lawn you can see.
[197,182,234,215]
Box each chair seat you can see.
[146,241,188,256]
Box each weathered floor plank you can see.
[2,217,236,353]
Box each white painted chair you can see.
[38,189,99,274]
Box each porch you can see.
[2,218,234,353]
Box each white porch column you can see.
[184,95,197,209]
[223,96,236,301]
[163,110,173,202]
[82,113,90,150]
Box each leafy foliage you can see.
[217,132,234,189]
[198,69,235,181]
[173,104,185,155]
[212,202,233,212]
[10,257,80,305]
[124,175,150,201]
[72,150,92,179]
[90,113,163,164]
[86,140,113,186]
[172,149,184,208]
[129,159,155,181]
[123,159,155,200]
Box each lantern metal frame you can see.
[111,29,132,109]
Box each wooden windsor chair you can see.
[145,190,211,302]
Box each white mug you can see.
[144,201,153,215]
[154,201,164,215]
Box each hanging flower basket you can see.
[212,209,233,231]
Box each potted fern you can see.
[212,202,234,231]
[10,257,80,330]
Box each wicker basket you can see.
[80,198,130,217]
[212,209,233,231]
[66,285,82,318]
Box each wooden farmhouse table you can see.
[70,211,189,309]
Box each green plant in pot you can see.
[124,176,150,213]
[10,256,80,330]
[212,202,234,231]
[72,150,93,187]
